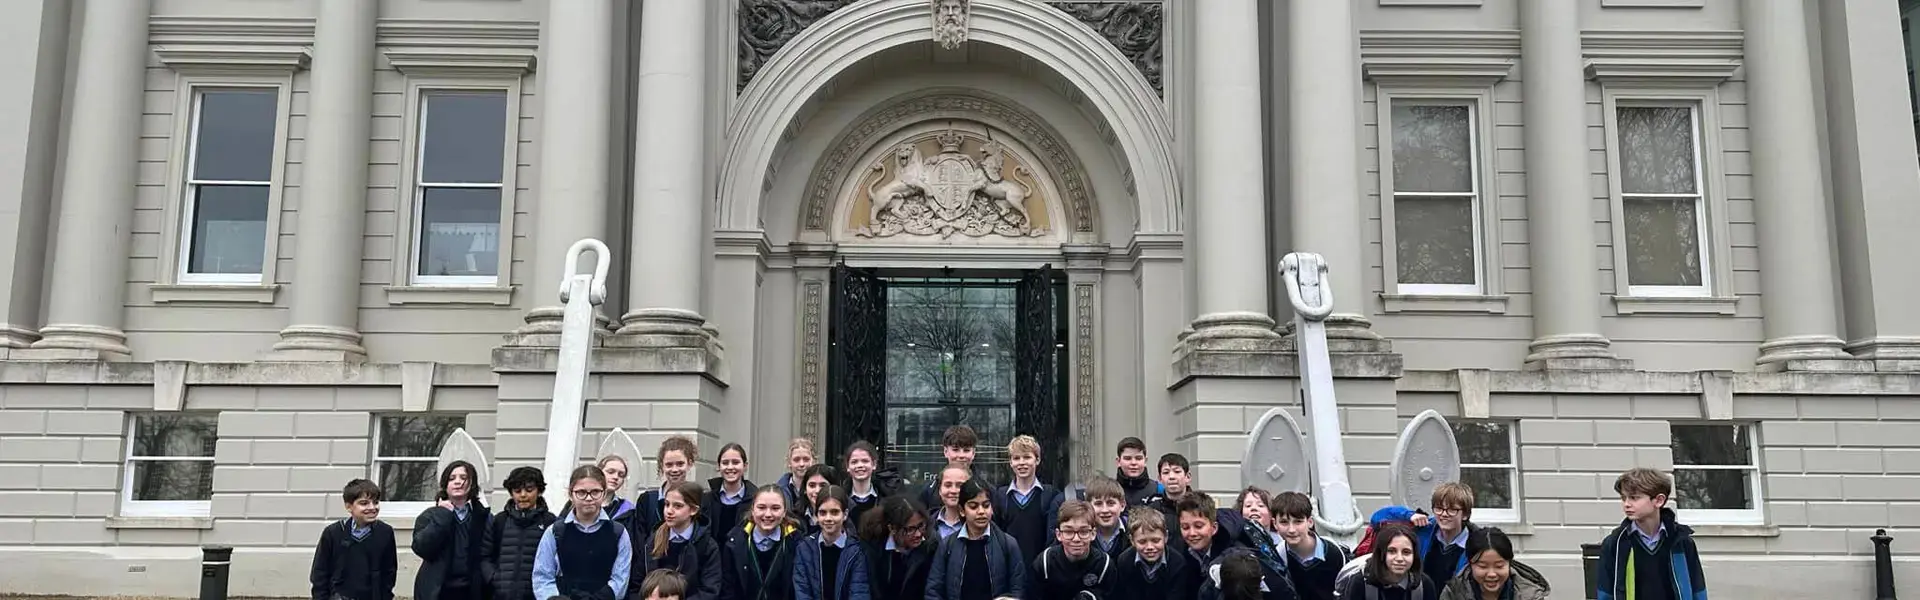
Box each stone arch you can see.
[717,0,1180,234]
[801,89,1098,243]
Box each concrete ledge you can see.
[491,346,726,384]
[1170,350,1404,386]
[1397,368,1920,395]
[0,361,497,386]
[104,516,214,530]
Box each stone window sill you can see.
[150,284,279,304]
[1380,294,1509,314]
[385,285,516,306]
[1685,524,1779,537]
[1611,295,1738,315]
[105,516,214,530]
[1474,522,1532,536]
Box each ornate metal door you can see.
[828,266,889,464]
[1014,266,1067,484]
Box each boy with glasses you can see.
[1027,501,1111,600]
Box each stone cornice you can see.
[148,16,315,73]
[1582,30,1744,85]
[378,19,539,77]
[1360,30,1520,87]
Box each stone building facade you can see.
[1,0,1918,598]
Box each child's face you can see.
[751,491,786,532]
[962,492,994,531]
[1384,536,1416,575]
[1117,449,1147,478]
[659,450,690,485]
[1239,497,1270,529]
[788,449,815,478]
[571,479,607,521]
[1159,465,1190,495]
[511,485,540,509]
[348,496,381,524]
[1274,515,1314,544]
[719,450,746,483]
[1470,548,1511,596]
[893,514,928,550]
[944,445,976,468]
[817,499,847,537]
[1090,497,1123,528]
[445,467,473,500]
[664,490,696,528]
[1620,492,1664,522]
[1131,529,1166,563]
[847,450,874,481]
[1056,518,1094,558]
[804,475,830,506]
[1434,503,1467,532]
[1178,511,1215,551]
[1009,450,1037,480]
[939,470,967,508]
[601,460,628,494]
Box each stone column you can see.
[1742,0,1851,368]
[505,0,616,347]
[271,0,378,361]
[1517,0,1627,369]
[1178,0,1281,352]
[614,0,714,351]
[1818,0,1920,369]
[27,0,151,359]
[1287,0,1381,348]
[0,0,69,349]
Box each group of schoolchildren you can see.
[311,425,1709,600]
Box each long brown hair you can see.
[1365,523,1425,586]
[651,480,707,558]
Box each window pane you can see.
[377,415,465,458]
[1617,107,1698,195]
[1672,424,1752,466]
[186,185,269,275]
[131,414,218,457]
[130,460,215,501]
[1391,103,1473,193]
[1394,196,1477,285]
[1452,422,1511,465]
[1674,468,1752,510]
[417,188,501,278]
[380,461,443,503]
[420,91,508,184]
[191,90,279,182]
[1622,197,1704,287]
[1459,467,1512,510]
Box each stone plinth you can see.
[491,345,727,482]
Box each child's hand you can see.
[1410,513,1430,528]
[437,499,456,511]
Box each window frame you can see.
[1452,419,1520,524]
[1668,422,1765,526]
[1372,87,1504,302]
[154,74,295,299]
[369,413,468,517]
[120,413,218,518]
[395,82,521,289]
[1599,89,1735,303]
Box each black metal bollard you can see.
[1581,543,1602,600]
[1874,529,1898,600]
[199,545,233,600]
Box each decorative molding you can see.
[153,46,311,71]
[384,286,517,306]
[804,90,1097,236]
[1380,0,1481,5]
[737,1,857,92]
[1380,294,1509,314]
[150,284,280,305]
[1600,0,1704,7]
[797,280,825,441]
[1582,30,1743,85]
[1045,1,1163,94]
[1611,295,1739,316]
[378,19,539,76]
[1073,283,1097,479]
[1360,30,1519,87]
[148,16,314,73]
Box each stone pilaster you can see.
[23,0,151,360]
[1517,0,1628,370]
[270,0,378,361]
[615,0,716,352]
[505,0,618,347]
[1287,0,1384,349]
[0,0,69,350]
[1818,0,1920,372]
[1742,0,1853,371]
[1177,0,1282,356]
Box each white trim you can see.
[1600,90,1735,305]
[157,79,294,295]
[391,80,523,292]
[370,414,467,511]
[119,414,216,518]
[1670,422,1766,526]
[1375,92,1498,296]
[1453,420,1519,524]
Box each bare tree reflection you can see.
[377,416,464,502]
[884,284,1018,486]
[1672,425,1752,510]
[129,415,217,501]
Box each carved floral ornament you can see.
[842,125,1063,241]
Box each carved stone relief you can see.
[1073,283,1096,478]
[738,0,855,91]
[798,280,824,441]
[932,0,971,50]
[806,92,1097,236]
[1046,1,1164,94]
[853,129,1050,240]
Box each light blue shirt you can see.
[1288,536,1326,567]
[1637,523,1666,549]
[935,512,965,540]
[720,484,748,506]
[754,528,784,551]
[532,511,633,600]
[669,522,695,543]
[821,530,850,548]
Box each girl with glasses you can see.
[856,496,936,600]
[532,465,634,600]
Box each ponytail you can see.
[650,481,706,558]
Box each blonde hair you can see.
[1124,506,1165,537]
[788,437,816,459]
[1007,435,1040,457]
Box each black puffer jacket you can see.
[482,501,558,600]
